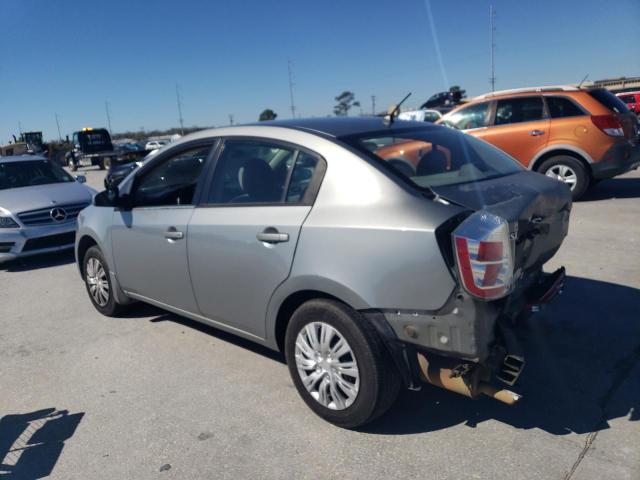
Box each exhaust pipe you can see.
[417,353,521,405]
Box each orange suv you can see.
[439,86,639,199]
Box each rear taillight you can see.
[591,114,624,137]
[452,211,514,300]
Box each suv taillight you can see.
[591,114,624,137]
[453,211,514,300]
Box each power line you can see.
[176,84,185,135]
[105,101,113,133]
[287,58,297,118]
[55,113,63,142]
[489,4,496,92]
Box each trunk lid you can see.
[432,171,572,274]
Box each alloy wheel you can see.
[545,164,578,191]
[86,257,110,307]
[294,322,360,410]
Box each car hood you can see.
[432,170,572,273]
[0,182,94,214]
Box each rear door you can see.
[187,138,325,337]
[474,96,549,167]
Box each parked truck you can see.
[65,128,146,171]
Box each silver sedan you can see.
[0,155,94,264]
[76,117,571,427]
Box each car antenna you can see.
[577,73,589,89]
[384,92,412,126]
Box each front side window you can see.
[495,96,544,125]
[0,160,74,190]
[442,102,490,130]
[133,145,211,207]
[546,96,585,118]
[342,127,522,189]
[619,95,636,104]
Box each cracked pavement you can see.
[0,168,638,479]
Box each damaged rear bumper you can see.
[363,267,566,403]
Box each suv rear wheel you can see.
[284,299,401,428]
[83,246,129,317]
[537,155,589,200]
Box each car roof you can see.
[0,154,47,164]
[247,116,436,138]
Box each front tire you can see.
[285,299,401,428]
[67,157,77,172]
[537,155,589,200]
[83,246,128,317]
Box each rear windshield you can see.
[588,89,630,114]
[0,160,75,190]
[342,127,523,189]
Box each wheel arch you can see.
[268,277,370,353]
[529,146,592,173]
[76,234,98,275]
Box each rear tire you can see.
[83,246,128,317]
[537,155,589,200]
[285,299,401,428]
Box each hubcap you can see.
[86,257,109,307]
[545,164,578,191]
[294,322,360,410]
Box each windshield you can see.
[342,127,523,189]
[0,160,75,190]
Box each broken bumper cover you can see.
[364,267,567,396]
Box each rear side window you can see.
[441,102,490,130]
[286,152,319,203]
[588,88,630,114]
[546,96,585,118]
[206,140,321,205]
[207,141,294,204]
[495,96,544,125]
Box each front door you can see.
[188,139,323,337]
[111,144,212,312]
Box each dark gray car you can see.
[76,118,571,427]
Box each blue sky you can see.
[1,0,638,141]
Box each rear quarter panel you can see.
[266,142,465,344]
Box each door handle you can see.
[529,129,545,136]
[164,227,184,240]
[256,228,289,244]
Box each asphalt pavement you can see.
[1,167,638,479]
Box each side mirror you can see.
[75,175,86,183]
[107,184,119,203]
